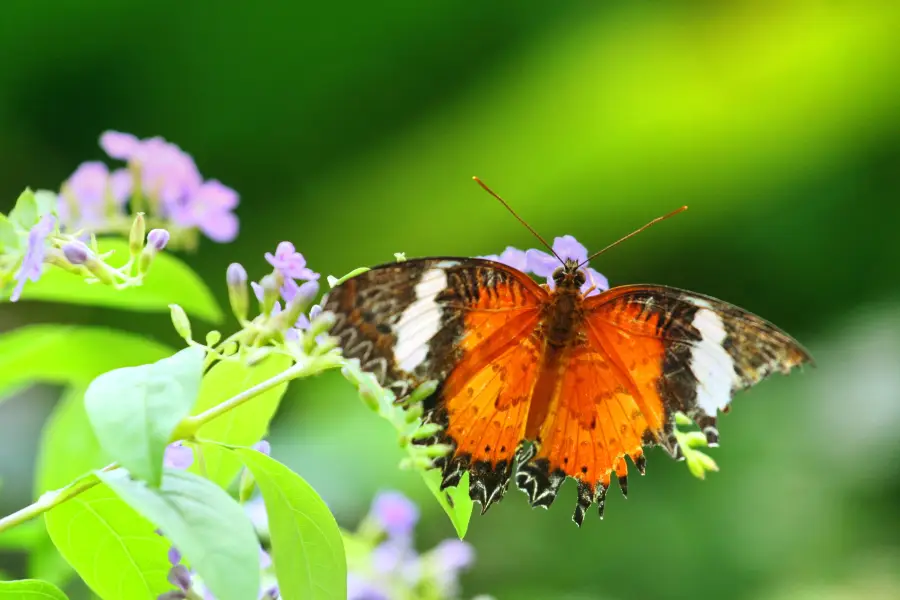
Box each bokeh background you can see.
[2,1,900,598]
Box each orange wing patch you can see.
[424,307,541,511]
[521,329,664,525]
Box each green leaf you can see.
[97,468,260,600]
[190,353,293,487]
[0,215,19,252]
[421,469,474,539]
[8,189,38,229]
[0,579,68,599]
[13,238,223,323]
[235,448,346,600]
[45,483,171,599]
[0,325,174,402]
[35,384,105,495]
[33,190,58,217]
[85,348,204,486]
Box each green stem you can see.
[0,464,117,534]
[0,352,344,535]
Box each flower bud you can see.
[258,273,281,315]
[148,228,170,251]
[169,304,192,341]
[62,241,91,265]
[129,213,146,256]
[226,263,250,322]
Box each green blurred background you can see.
[2,1,900,598]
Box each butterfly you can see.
[323,181,812,526]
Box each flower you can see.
[254,440,271,456]
[524,235,609,296]
[168,180,239,243]
[480,246,528,271]
[11,214,56,301]
[347,574,390,600]
[265,242,319,281]
[431,539,474,571]
[163,442,194,470]
[157,541,193,600]
[59,131,240,244]
[59,161,131,229]
[370,491,419,539]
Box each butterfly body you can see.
[324,256,811,526]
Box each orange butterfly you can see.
[324,180,811,526]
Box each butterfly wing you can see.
[324,257,547,508]
[516,284,811,526]
[585,284,812,447]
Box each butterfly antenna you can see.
[579,205,688,267]
[472,176,563,263]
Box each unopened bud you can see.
[258,273,281,315]
[147,228,170,251]
[226,263,249,321]
[169,304,192,341]
[129,213,146,256]
[62,241,91,265]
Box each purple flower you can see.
[254,440,271,456]
[480,246,528,271]
[170,180,239,243]
[147,228,170,251]
[167,546,182,566]
[347,574,389,600]
[432,539,474,571]
[100,131,141,160]
[163,442,194,470]
[96,130,240,243]
[265,242,319,281]
[11,214,55,302]
[525,235,608,296]
[371,491,419,539]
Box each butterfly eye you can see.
[552,267,565,284]
[573,270,586,288]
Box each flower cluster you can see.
[347,491,483,600]
[481,234,609,296]
[58,131,239,246]
[1,188,172,301]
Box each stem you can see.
[184,353,341,431]
[0,464,118,534]
[0,353,344,535]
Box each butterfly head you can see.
[552,259,587,291]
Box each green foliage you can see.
[341,360,475,538]
[0,579,68,599]
[44,484,171,599]
[0,326,173,401]
[190,353,293,487]
[421,470,473,539]
[8,189,44,230]
[14,239,223,322]
[236,448,346,600]
[97,469,260,600]
[85,348,204,487]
